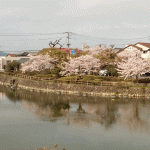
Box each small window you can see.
[143,51,147,54]
[128,46,132,49]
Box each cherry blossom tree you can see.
[117,48,150,81]
[20,55,58,73]
[85,46,107,55]
[61,46,116,76]
[117,57,150,80]
[117,47,142,58]
[61,54,101,76]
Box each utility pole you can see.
[65,32,71,59]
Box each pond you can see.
[0,85,150,150]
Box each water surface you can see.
[0,86,150,150]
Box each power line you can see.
[39,36,66,40]
[0,32,149,51]
[0,31,149,40]
[0,32,149,41]
[72,33,150,40]
[0,32,63,36]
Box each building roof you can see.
[17,58,30,63]
[28,52,38,56]
[57,48,72,54]
[75,49,81,54]
[117,44,142,53]
[135,42,150,49]
[17,52,29,57]
[6,54,17,57]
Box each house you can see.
[117,42,150,59]
[0,53,30,71]
[135,42,150,59]
[17,52,38,57]
[17,52,29,57]
[27,52,38,56]
[18,58,30,64]
[117,45,142,53]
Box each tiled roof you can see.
[7,54,16,57]
[57,48,72,54]
[75,49,81,54]
[136,42,150,48]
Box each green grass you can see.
[56,75,134,83]
[57,76,79,81]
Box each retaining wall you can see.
[0,74,150,98]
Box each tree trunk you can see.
[136,74,138,83]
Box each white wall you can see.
[0,56,30,71]
[0,57,6,70]
[141,51,150,59]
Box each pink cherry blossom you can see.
[61,46,111,76]
[21,55,58,72]
[117,57,150,79]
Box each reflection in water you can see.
[1,85,150,133]
[118,103,150,132]
[76,102,85,113]
[3,86,21,103]
[22,100,70,118]
[97,101,118,129]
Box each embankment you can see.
[0,74,150,98]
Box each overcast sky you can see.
[0,0,150,52]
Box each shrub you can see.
[50,66,61,77]
[134,78,150,83]
[70,73,76,76]
[81,75,95,81]
[5,60,21,72]
[110,69,119,77]
[141,87,146,94]
[34,74,52,77]
[41,69,51,75]
[58,76,79,81]
[25,70,40,76]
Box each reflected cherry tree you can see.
[118,102,150,132]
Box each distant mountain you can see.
[0,51,8,56]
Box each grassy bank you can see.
[1,73,150,98]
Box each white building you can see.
[117,42,150,59]
[0,54,30,72]
[134,42,150,59]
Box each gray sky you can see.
[0,0,150,52]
